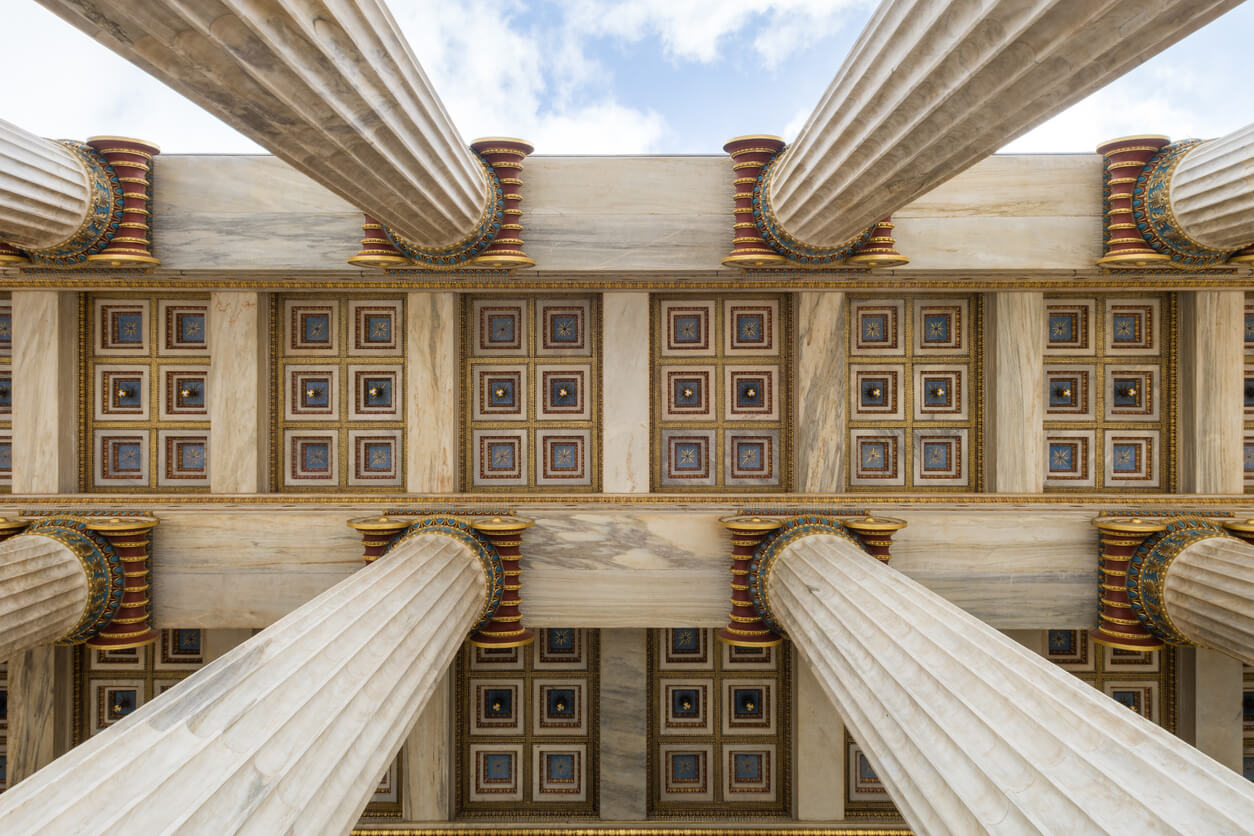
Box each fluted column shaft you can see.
[0,532,485,834]
[0,119,90,249]
[36,0,489,248]
[766,0,1241,248]
[1164,537,1254,666]
[0,534,89,661]
[768,533,1254,835]
[1171,122,1254,249]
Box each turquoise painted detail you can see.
[752,150,873,266]
[1133,140,1236,268]
[383,152,507,267]
[23,518,125,644]
[1124,517,1229,645]
[24,142,125,267]
[388,517,504,635]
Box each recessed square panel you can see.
[348,299,401,353]
[472,430,527,487]
[284,300,339,354]
[470,644,523,670]
[1103,680,1159,723]
[847,742,888,802]
[533,679,587,735]
[157,431,209,487]
[536,364,590,420]
[659,627,713,670]
[723,299,779,355]
[722,679,775,734]
[468,744,523,802]
[473,366,527,421]
[851,365,903,420]
[95,299,149,354]
[724,366,779,421]
[535,628,587,670]
[1044,431,1095,488]
[472,299,527,356]
[661,430,714,487]
[722,642,776,671]
[1246,303,1254,355]
[95,430,149,486]
[725,430,780,486]
[0,369,9,416]
[0,433,9,484]
[283,430,338,486]
[849,429,903,486]
[1104,366,1159,421]
[658,744,713,802]
[1045,628,1092,670]
[536,430,591,486]
[1246,368,1254,416]
[470,678,523,735]
[913,429,967,487]
[159,301,209,354]
[659,679,713,735]
[1105,298,1159,354]
[723,744,776,801]
[1246,435,1254,486]
[156,628,204,669]
[158,367,209,420]
[661,301,715,356]
[1044,365,1094,419]
[1104,430,1159,488]
[91,679,146,735]
[661,367,715,420]
[95,366,149,420]
[913,365,967,421]
[1102,645,1160,673]
[284,366,339,421]
[0,303,11,355]
[348,429,402,486]
[850,299,903,355]
[89,646,145,671]
[532,744,587,801]
[349,365,402,420]
[537,298,591,356]
[913,298,967,354]
[1045,299,1095,354]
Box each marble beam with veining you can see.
[35,0,488,247]
[1179,291,1244,493]
[766,0,1243,247]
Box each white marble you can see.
[1171,121,1254,249]
[406,292,458,493]
[11,291,78,494]
[601,294,650,492]
[37,1,489,248]
[0,119,90,249]
[795,292,846,492]
[0,534,88,661]
[209,292,268,494]
[5,645,67,786]
[598,629,647,820]
[1178,291,1244,494]
[986,292,1044,493]
[795,649,845,821]
[766,0,1242,247]
[0,531,484,833]
[1178,646,1245,774]
[403,667,451,821]
[1164,536,1254,666]
[770,532,1254,834]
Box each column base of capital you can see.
[86,628,160,651]
[722,252,789,268]
[85,252,160,268]
[347,252,411,269]
[469,629,535,649]
[1090,629,1164,653]
[716,627,783,648]
[1096,251,1171,268]
[469,253,536,270]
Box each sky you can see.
[3,0,1253,156]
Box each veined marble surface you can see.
[11,292,77,493]
[599,629,648,819]
[406,292,458,493]
[795,292,847,492]
[209,292,267,493]
[601,293,650,493]
[1179,291,1244,493]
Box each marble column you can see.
[0,532,486,832]
[1178,291,1244,494]
[406,292,458,492]
[1170,122,1254,250]
[209,292,268,494]
[1177,646,1245,774]
[986,292,1044,493]
[1162,536,1254,666]
[0,119,90,250]
[403,668,452,821]
[6,646,72,786]
[795,292,846,492]
[764,0,1241,248]
[602,293,650,493]
[0,534,88,662]
[598,628,647,819]
[35,0,489,248]
[795,648,845,821]
[11,291,78,494]
[768,532,1254,834]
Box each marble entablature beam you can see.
[764,530,1254,834]
[764,0,1243,250]
[0,529,486,832]
[35,0,490,250]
